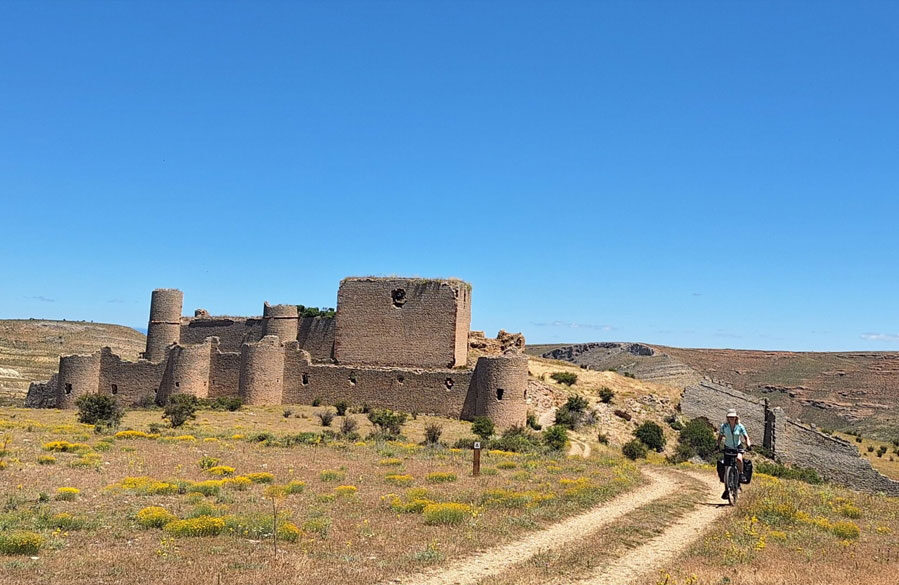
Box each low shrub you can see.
[42,440,90,452]
[45,512,86,530]
[422,503,472,525]
[114,430,158,440]
[677,418,717,461]
[284,480,306,494]
[598,387,614,404]
[368,409,408,437]
[302,517,331,537]
[543,425,568,451]
[317,411,335,427]
[622,439,648,460]
[136,506,177,528]
[37,454,56,465]
[55,487,80,501]
[163,394,199,428]
[205,465,235,476]
[0,531,45,555]
[755,461,822,484]
[837,503,862,519]
[597,432,609,445]
[163,515,225,537]
[319,469,344,482]
[424,423,443,445]
[187,480,223,497]
[550,372,577,386]
[526,412,542,431]
[334,485,358,497]
[76,393,124,428]
[245,472,275,484]
[385,473,415,486]
[334,401,349,416]
[426,472,457,483]
[223,476,253,490]
[198,456,220,470]
[340,416,359,438]
[634,421,666,452]
[488,425,543,453]
[472,417,495,441]
[831,520,860,539]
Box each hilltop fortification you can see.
[25,277,528,428]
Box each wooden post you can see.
[473,441,481,477]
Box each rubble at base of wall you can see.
[25,375,58,408]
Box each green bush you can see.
[543,425,568,451]
[471,417,495,441]
[554,394,593,430]
[367,409,408,437]
[75,394,123,428]
[334,401,349,416]
[634,421,666,452]
[550,372,578,386]
[526,412,542,431]
[201,396,242,411]
[622,439,648,460]
[754,461,822,484]
[317,411,335,427]
[489,425,542,453]
[163,394,198,428]
[678,418,717,461]
[598,387,614,404]
[0,531,45,555]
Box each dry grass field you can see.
[0,405,641,585]
[833,432,899,481]
[649,471,899,585]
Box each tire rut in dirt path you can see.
[567,437,592,458]
[384,468,677,585]
[571,471,726,585]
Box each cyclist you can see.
[717,409,751,500]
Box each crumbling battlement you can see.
[26,276,527,428]
[681,379,899,495]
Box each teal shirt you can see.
[719,422,748,449]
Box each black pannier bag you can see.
[717,459,725,483]
[741,459,753,484]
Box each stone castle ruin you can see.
[26,277,529,428]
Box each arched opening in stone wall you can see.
[444,378,454,390]
[391,288,407,308]
[111,384,118,395]
[302,373,309,386]
[65,383,72,394]
[349,375,357,386]
[397,374,404,384]
[496,388,505,400]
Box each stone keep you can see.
[333,277,471,368]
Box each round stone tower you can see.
[238,335,285,405]
[474,353,528,429]
[165,342,212,400]
[145,289,184,362]
[262,302,299,342]
[56,352,101,409]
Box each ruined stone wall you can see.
[474,354,529,429]
[681,379,768,444]
[334,278,470,368]
[775,412,899,495]
[297,316,335,362]
[238,336,285,405]
[282,343,478,419]
[209,349,241,399]
[179,317,264,350]
[56,352,101,408]
[454,286,472,368]
[145,289,183,362]
[263,303,299,342]
[99,348,167,407]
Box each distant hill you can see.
[0,320,146,403]
[527,342,899,439]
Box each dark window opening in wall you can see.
[397,374,405,384]
[302,373,309,386]
[444,378,454,390]
[111,384,118,395]
[349,375,357,386]
[175,382,180,388]
[496,388,505,400]
[391,288,407,308]
[65,383,73,394]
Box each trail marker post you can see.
[473,441,481,477]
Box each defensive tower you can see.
[238,335,285,405]
[262,302,299,342]
[145,288,183,362]
[56,352,101,409]
[473,354,529,428]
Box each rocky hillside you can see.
[0,320,146,403]
[527,342,899,439]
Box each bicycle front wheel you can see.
[726,467,739,505]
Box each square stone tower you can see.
[334,277,471,368]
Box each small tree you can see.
[554,394,591,430]
[75,394,124,428]
[543,425,568,451]
[471,417,495,442]
[163,394,198,428]
[598,387,614,404]
[634,421,666,452]
[622,439,648,460]
[367,409,408,437]
[550,372,578,386]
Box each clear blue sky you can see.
[2,1,898,351]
